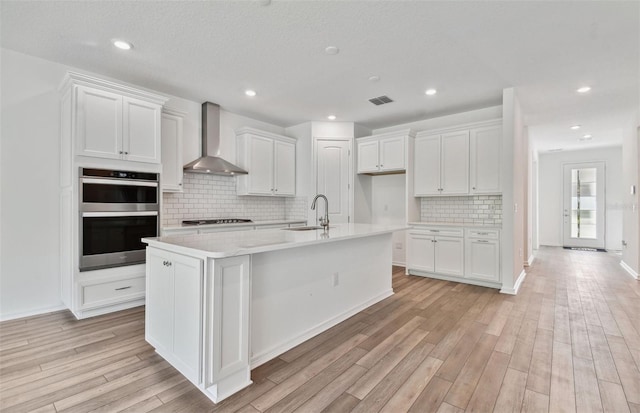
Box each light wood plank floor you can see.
[1,246,639,412]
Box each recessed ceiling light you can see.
[113,40,132,50]
[368,75,380,82]
[425,89,437,96]
[577,86,591,93]
[245,90,257,97]
[579,134,593,141]
[570,125,581,130]
[324,46,339,55]
[327,115,336,120]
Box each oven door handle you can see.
[81,178,158,187]
[82,211,158,218]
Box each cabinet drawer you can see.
[411,227,463,237]
[466,229,499,239]
[82,276,145,309]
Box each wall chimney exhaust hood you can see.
[183,102,248,176]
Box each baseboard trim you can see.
[526,255,535,267]
[620,260,639,280]
[501,269,527,295]
[250,289,394,368]
[392,261,406,267]
[0,304,67,322]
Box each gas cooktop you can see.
[182,218,254,226]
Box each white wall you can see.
[371,175,407,265]
[1,49,67,318]
[538,146,623,251]
[373,106,502,135]
[621,115,639,275]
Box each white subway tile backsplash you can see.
[421,195,502,226]
[162,174,308,227]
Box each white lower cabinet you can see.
[464,229,500,283]
[145,247,252,403]
[407,229,463,277]
[146,248,203,384]
[407,225,500,288]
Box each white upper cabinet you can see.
[161,109,185,192]
[414,120,501,196]
[356,130,413,175]
[236,127,296,196]
[469,124,502,194]
[62,72,167,164]
[414,131,469,195]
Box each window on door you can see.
[570,167,597,239]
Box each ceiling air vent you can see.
[369,95,394,106]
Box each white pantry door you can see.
[315,139,351,224]
[562,162,605,249]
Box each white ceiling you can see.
[1,1,638,152]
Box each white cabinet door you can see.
[357,140,380,173]
[76,86,122,160]
[414,135,441,196]
[407,232,435,272]
[161,111,184,192]
[379,136,405,172]
[146,248,203,384]
[434,236,464,276]
[123,97,162,163]
[247,135,274,195]
[440,131,469,195]
[465,238,500,282]
[274,139,295,195]
[470,125,501,194]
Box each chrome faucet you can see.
[311,194,329,232]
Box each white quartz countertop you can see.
[408,221,502,230]
[144,223,409,258]
[162,219,307,232]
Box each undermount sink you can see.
[282,226,324,231]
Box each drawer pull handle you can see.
[477,240,489,243]
[115,286,132,291]
[477,232,489,235]
[430,230,440,232]
[162,260,172,267]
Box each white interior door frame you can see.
[562,161,606,249]
[312,137,354,225]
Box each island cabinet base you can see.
[250,233,393,367]
[144,230,395,404]
[145,248,252,404]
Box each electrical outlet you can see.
[332,272,339,287]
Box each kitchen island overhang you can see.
[142,223,408,403]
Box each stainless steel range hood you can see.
[183,102,248,176]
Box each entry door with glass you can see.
[562,162,605,249]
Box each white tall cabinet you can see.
[235,127,296,196]
[161,108,186,192]
[469,124,502,194]
[59,72,168,319]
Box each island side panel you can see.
[250,232,393,366]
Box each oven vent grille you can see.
[369,95,394,106]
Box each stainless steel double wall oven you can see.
[79,168,159,271]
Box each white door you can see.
[161,112,184,192]
[407,232,435,272]
[357,140,379,173]
[414,135,441,195]
[123,97,162,163]
[434,236,464,276]
[469,125,501,194]
[315,139,351,224]
[247,135,274,195]
[440,130,469,194]
[563,162,605,249]
[76,86,122,159]
[379,136,405,172]
[273,140,296,195]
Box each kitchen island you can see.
[142,223,407,403]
